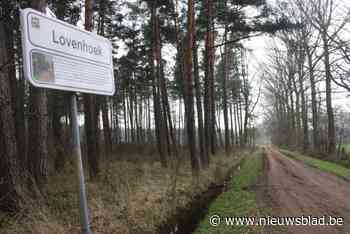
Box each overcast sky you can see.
[244,0,350,124]
[74,0,350,126]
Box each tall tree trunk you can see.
[216,108,223,147]
[84,94,99,177]
[123,90,128,142]
[297,49,309,151]
[289,47,301,148]
[305,45,318,151]
[233,100,239,145]
[102,97,112,154]
[229,103,235,145]
[322,33,335,153]
[150,4,167,167]
[241,49,249,146]
[204,0,214,161]
[238,95,243,146]
[151,72,167,166]
[209,30,216,155]
[135,94,140,143]
[128,86,135,142]
[178,99,182,143]
[287,75,295,146]
[156,21,172,155]
[0,21,24,212]
[96,1,112,155]
[193,42,207,166]
[292,75,301,148]
[50,0,69,172]
[184,0,200,171]
[243,98,249,146]
[28,0,49,187]
[147,97,152,143]
[15,29,26,169]
[222,26,230,154]
[52,93,66,171]
[3,6,26,168]
[84,0,99,177]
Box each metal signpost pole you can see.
[70,94,91,234]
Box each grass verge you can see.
[194,149,264,234]
[281,149,350,180]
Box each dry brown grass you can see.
[0,147,243,234]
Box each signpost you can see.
[20,8,115,234]
[20,8,115,95]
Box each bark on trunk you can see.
[222,27,230,154]
[102,97,112,154]
[184,0,200,171]
[204,0,214,162]
[150,4,167,167]
[297,48,309,151]
[0,21,23,212]
[305,45,318,151]
[28,0,49,187]
[84,0,99,177]
[322,33,335,153]
[193,42,207,166]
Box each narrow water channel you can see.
[157,162,241,234]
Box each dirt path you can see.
[258,146,350,234]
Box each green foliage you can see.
[194,150,265,234]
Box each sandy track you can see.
[258,147,350,234]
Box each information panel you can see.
[20,8,115,95]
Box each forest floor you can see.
[0,146,245,234]
[258,146,350,234]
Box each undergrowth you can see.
[0,146,243,234]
